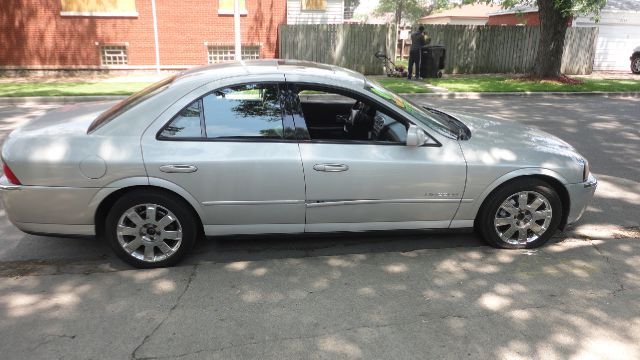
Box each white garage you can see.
[573,0,640,72]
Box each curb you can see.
[0,95,125,105]
[400,91,640,99]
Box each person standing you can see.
[408,25,427,80]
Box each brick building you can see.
[0,0,287,71]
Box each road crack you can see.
[136,303,559,360]
[587,239,625,296]
[131,264,198,360]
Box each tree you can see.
[375,0,449,61]
[482,0,606,77]
[374,0,435,29]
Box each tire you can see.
[476,178,562,249]
[105,190,198,268]
[631,55,640,74]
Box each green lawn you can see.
[373,77,433,93]
[377,76,640,94]
[0,82,151,97]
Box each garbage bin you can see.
[420,45,446,78]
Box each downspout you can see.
[151,0,161,73]
[234,0,242,60]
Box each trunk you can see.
[534,0,570,77]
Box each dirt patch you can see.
[515,75,584,85]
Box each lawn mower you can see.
[375,51,408,78]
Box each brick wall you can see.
[0,0,286,68]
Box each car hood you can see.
[12,100,119,137]
[451,111,576,152]
[449,111,586,183]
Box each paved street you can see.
[0,95,639,359]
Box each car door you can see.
[284,82,467,232]
[141,80,306,235]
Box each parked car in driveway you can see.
[0,60,597,268]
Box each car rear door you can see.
[141,79,306,235]
[283,82,467,232]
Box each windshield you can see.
[365,80,458,138]
[87,75,176,133]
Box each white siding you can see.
[287,0,344,24]
[574,10,640,71]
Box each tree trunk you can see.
[534,0,571,77]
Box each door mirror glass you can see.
[406,124,431,146]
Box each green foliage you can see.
[471,0,606,18]
[375,0,434,24]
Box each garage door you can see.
[593,24,640,71]
[574,11,640,72]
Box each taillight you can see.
[3,163,21,185]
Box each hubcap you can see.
[494,191,553,245]
[117,203,183,263]
[634,58,640,72]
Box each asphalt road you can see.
[0,95,639,360]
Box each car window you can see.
[89,75,176,133]
[203,84,284,139]
[365,80,457,138]
[293,85,407,144]
[159,100,204,138]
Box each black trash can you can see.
[420,45,446,78]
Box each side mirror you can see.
[406,124,429,146]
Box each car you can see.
[632,46,640,74]
[0,60,597,268]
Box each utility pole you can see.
[151,0,161,73]
[234,0,242,61]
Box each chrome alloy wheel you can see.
[116,203,183,263]
[493,191,553,245]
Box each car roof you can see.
[174,59,367,87]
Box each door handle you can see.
[313,164,349,172]
[159,164,198,173]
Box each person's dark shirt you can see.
[410,31,427,51]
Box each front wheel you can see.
[631,55,640,74]
[105,191,198,268]
[476,179,562,249]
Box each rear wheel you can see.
[477,179,562,249]
[105,190,198,268]
[631,54,640,74]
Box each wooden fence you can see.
[278,24,395,75]
[421,25,598,75]
[279,24,599,75]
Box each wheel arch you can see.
[472,169,571,230]
[91,177,205,238]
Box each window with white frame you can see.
[100,45,128,65]
[207,45,260,64]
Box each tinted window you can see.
[203,84,284,139]
[159,100,203,138]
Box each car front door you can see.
[284,83,467,232]
[141,80,306,235]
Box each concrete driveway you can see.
[0,95,638,360]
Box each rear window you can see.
[87,75,176,133]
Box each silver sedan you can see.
[0,60,597,268]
